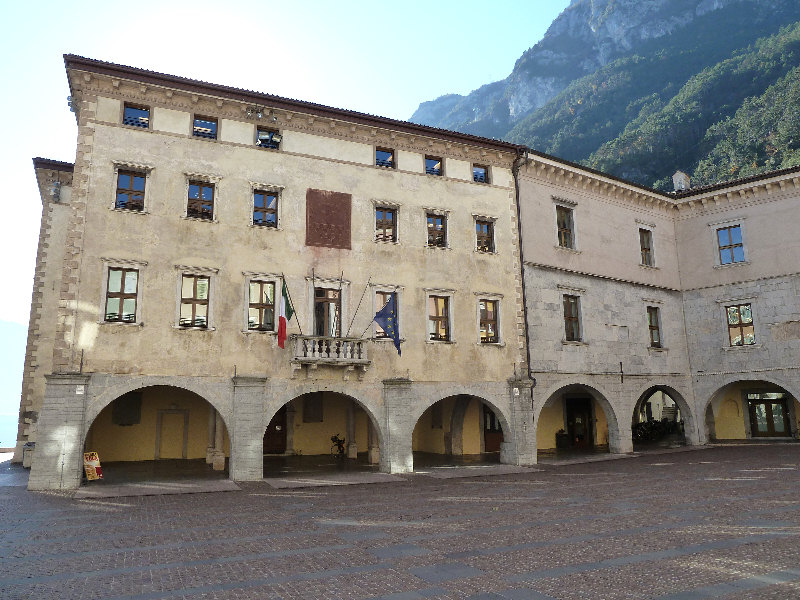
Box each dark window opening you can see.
[472,165,489,183]
[314,288,341,337]
[476,219,494,252]
[427,213,446,247]
[375,207,396,242]
[376,147,395,168]
[256,128,281,149]
[112,392,142,426]
[425,156,442,176]
[375,291,396,338]
[640,228,654,266]
[727,303,755,346]
[123,104,150,128]
[193,116,218,139]
[187,181,215,220]
[718,225,745,264]
[253,190,278,227]
[557,206,574,248]
[647,306,661,348]
[115,170,146,211]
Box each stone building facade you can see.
[15,56,800,489]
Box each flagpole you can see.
[345,276,371,337]
[281,272,303,336]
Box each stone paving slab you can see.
[413,464,542,478]
[74,478,241,498]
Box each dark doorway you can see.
[483,405,504,452]
[566,397,593,449]
[747,392,791,437]
[264,406,287,454]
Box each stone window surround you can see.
[98,257,148,326]
[305,275,351,337]
[474,291,503,346]
[716,294,761,350]
[174,265,219,331]
[557,283,585,345]
[636,219,657,268]
[110,160,154,214]
[373,200,401,244]
[424,207,450,250]
[424,287,456,344]
[249,180,284,230]
[370,283,404,340]
[241,271,282,334]
[708,216,749,268]
[183,172,222,222]
[473,213,498,254]
[553,196,579,252]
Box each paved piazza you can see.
[1,445,800,599]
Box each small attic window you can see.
[123,104,150,129]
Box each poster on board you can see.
[83,451,103,480]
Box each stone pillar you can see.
[502,378,537,466]
[230,376,268,481]
[381,378,415,474]
[212,412,226,471]
[608,414,633,454]
[28,374,90,491]
[346,404,358,459]
[367,419,380,465]
[206,407,216,464]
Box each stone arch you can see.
[703,376,800,441]
[631,384,699,445]
[536,381,626,454]
[86,376,231,435]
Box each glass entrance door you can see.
[314,288,341,337]
[747,392,791,437]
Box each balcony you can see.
[290,335,370,379]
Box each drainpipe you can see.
[512,148,534,414]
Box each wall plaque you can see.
[306,189,352,250]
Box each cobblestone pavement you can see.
[1,445,799,599]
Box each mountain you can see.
[410,0,800,190]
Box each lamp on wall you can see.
[246,106,278,122]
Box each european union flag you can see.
[374,294,401,356]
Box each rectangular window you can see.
[727,303,755,346]
[557,206,574,248]
[105,268,138,323]
[375,147,395,168]
[479,299,498,344]
[123,104,150,128]
[375,207,397,242]
[428,295,450,341]
[180,274,209,328]
[248,280,275,331]
[253,190,278,227]
[647,306,661,348]
[314,288,341,337]
[717,225,745,264]
[472,164,489,184]
[187,181,215,220]
[193,116,218,139]
[256,127,281,149]
[427,213,446,247]
[425,156,442,176]
[115,170,146,211]
[639,228,654,266]
[375,291,397,338]
[476,219,495,253]
[563,294,581,341]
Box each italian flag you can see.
[277,280,294,349]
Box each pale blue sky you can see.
[0,0,571,443]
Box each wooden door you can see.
[749,399,791,437]
[483,405,504,453]
[263,406,287,454]
[566,397,593,449]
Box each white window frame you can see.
[553,197,579,252]
[424,207,450,250]
[183,172,222,222]
[373,200,401,244]
[99,257,147,325]
[474,292,503,346]
[242,271,281,334]
[708,217,749,268]
[305,275,351,337]
[111,161,154,214]
[249,181,284,230]
[424,287,455,344]
[371,283,404,340]
[174,265,219,330]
